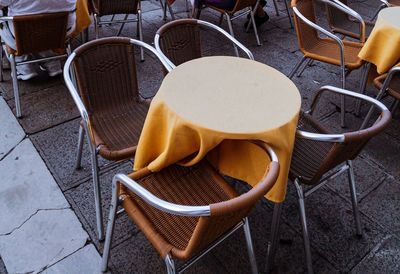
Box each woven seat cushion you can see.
[121,161,238,260]
[90,101,149,160]
[374,73,400,100]
[289,113,335,184]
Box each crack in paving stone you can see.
[0,207,70,236]
[0,136,27,162]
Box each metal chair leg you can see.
[225,13,240,57]
[138,10,145,62]
[0,40,3,82]
[101,180,120,272]
[167,1,176,20]
[340,63,346,128]
[164,255,176,274]
[272,0,280,16]
[297,59,313,77]
[94,14,100,39]
[116,14,128,36]
[243,217,258,274]
[10,54,22,118]
[347,160,362,237]
[288,56,307,79]
[283,0,293,28]
[249,8,262,46]
[294,179,314,274]
[75,125,85,170]
[265,203,282,273]
[355,63,371,116]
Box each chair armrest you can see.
[113,173,212,217]
[380,66,400,91]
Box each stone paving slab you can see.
[41,244,102,274]
[0,209,88,274]
[0,97,24,160]
[0,139,69,235]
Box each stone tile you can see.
[281,183,388,272]
[0,209,88,274]
[0,139,69,235]
[41,244,102,274]
[30,118,112,191]
[0,70,62,101]
[351,235,400,274]
[65,162,137,249]
[359,177,400,237]
[0,257,7,274]
[0,97,24,160]
[7,84,79,134]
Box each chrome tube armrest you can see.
[153,33,176,70]
[112,174,211,217]
[326,0,366,42]
[296,129,345,143]
[380,0,390,6]
[292,7,345,69]
[381,66,400,91]
[0,16,13,22]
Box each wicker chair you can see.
[326,0,374,40]
[281,86,390,274]
[63,37,173,240]
[101,140,280,274]
[0,12,71,118]
[361,66,400,129]
[91,0,144,61]
[154,19,254,68]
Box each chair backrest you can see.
[92,0,139,16]
[291,0,320,54]
[292,86,391,184]
[12,12,68,56]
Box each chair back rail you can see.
[92,0,140,16]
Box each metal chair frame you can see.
[372,0,393,20]
[93,1,145,61]
[63,39,173,240]
[289,0,368,127]
[101,143,279,274]
[0,15,71,118]
[266,86,390,274]
[361,66,400,129]
[272,0,293,28]
[154,19,254,67]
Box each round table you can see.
[359,7,400,74]
[134,56,301,202]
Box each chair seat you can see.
[90,101,149,160]
[121,161,238,260]
[330,20,374,40]
[374,73,400,100]
[303,38,364,70]
[289,113,335,184]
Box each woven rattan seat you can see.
[374,73,400,100]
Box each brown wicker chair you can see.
[289,0,369,128]
[195,0,262,53]
[63,37,173,240]
[0,12,70,118]
[361,66,400,129]
[154,19,254,68]
[276,86,391,274]
[325,0,374,40]
[101,140,280,274]
[91,0,144,60]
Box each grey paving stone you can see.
[41,244,102,274]
[0,97,24,160]
[30,118,111,191]
[281,183,388,272]
[0,209,88,274]
[65,162,137,249]
[7,84,79,134]
[0,257,7,274]
[359,177,400,237]
[350,235,400,274]
[0,139,69,235]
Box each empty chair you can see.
[289,0,368,127]
[361,66,400,129]
[101,141,280,274]
[63,37,173,240]
[287,86,391,273]
[0,12,71,118]
[154,18,254,67]
[91,0,144,60]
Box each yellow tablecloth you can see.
[71,0,92,37]
[133,56,301,203]
[359,7,400,74]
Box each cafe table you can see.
[358,7,400,74]
[133,56,301,203]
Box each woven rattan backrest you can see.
[12,12,68,56]
[292,0,320,54]
[72,37,139,116]
[325,0,362,39]
[157,20,202,67]
[92,0,139,16]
